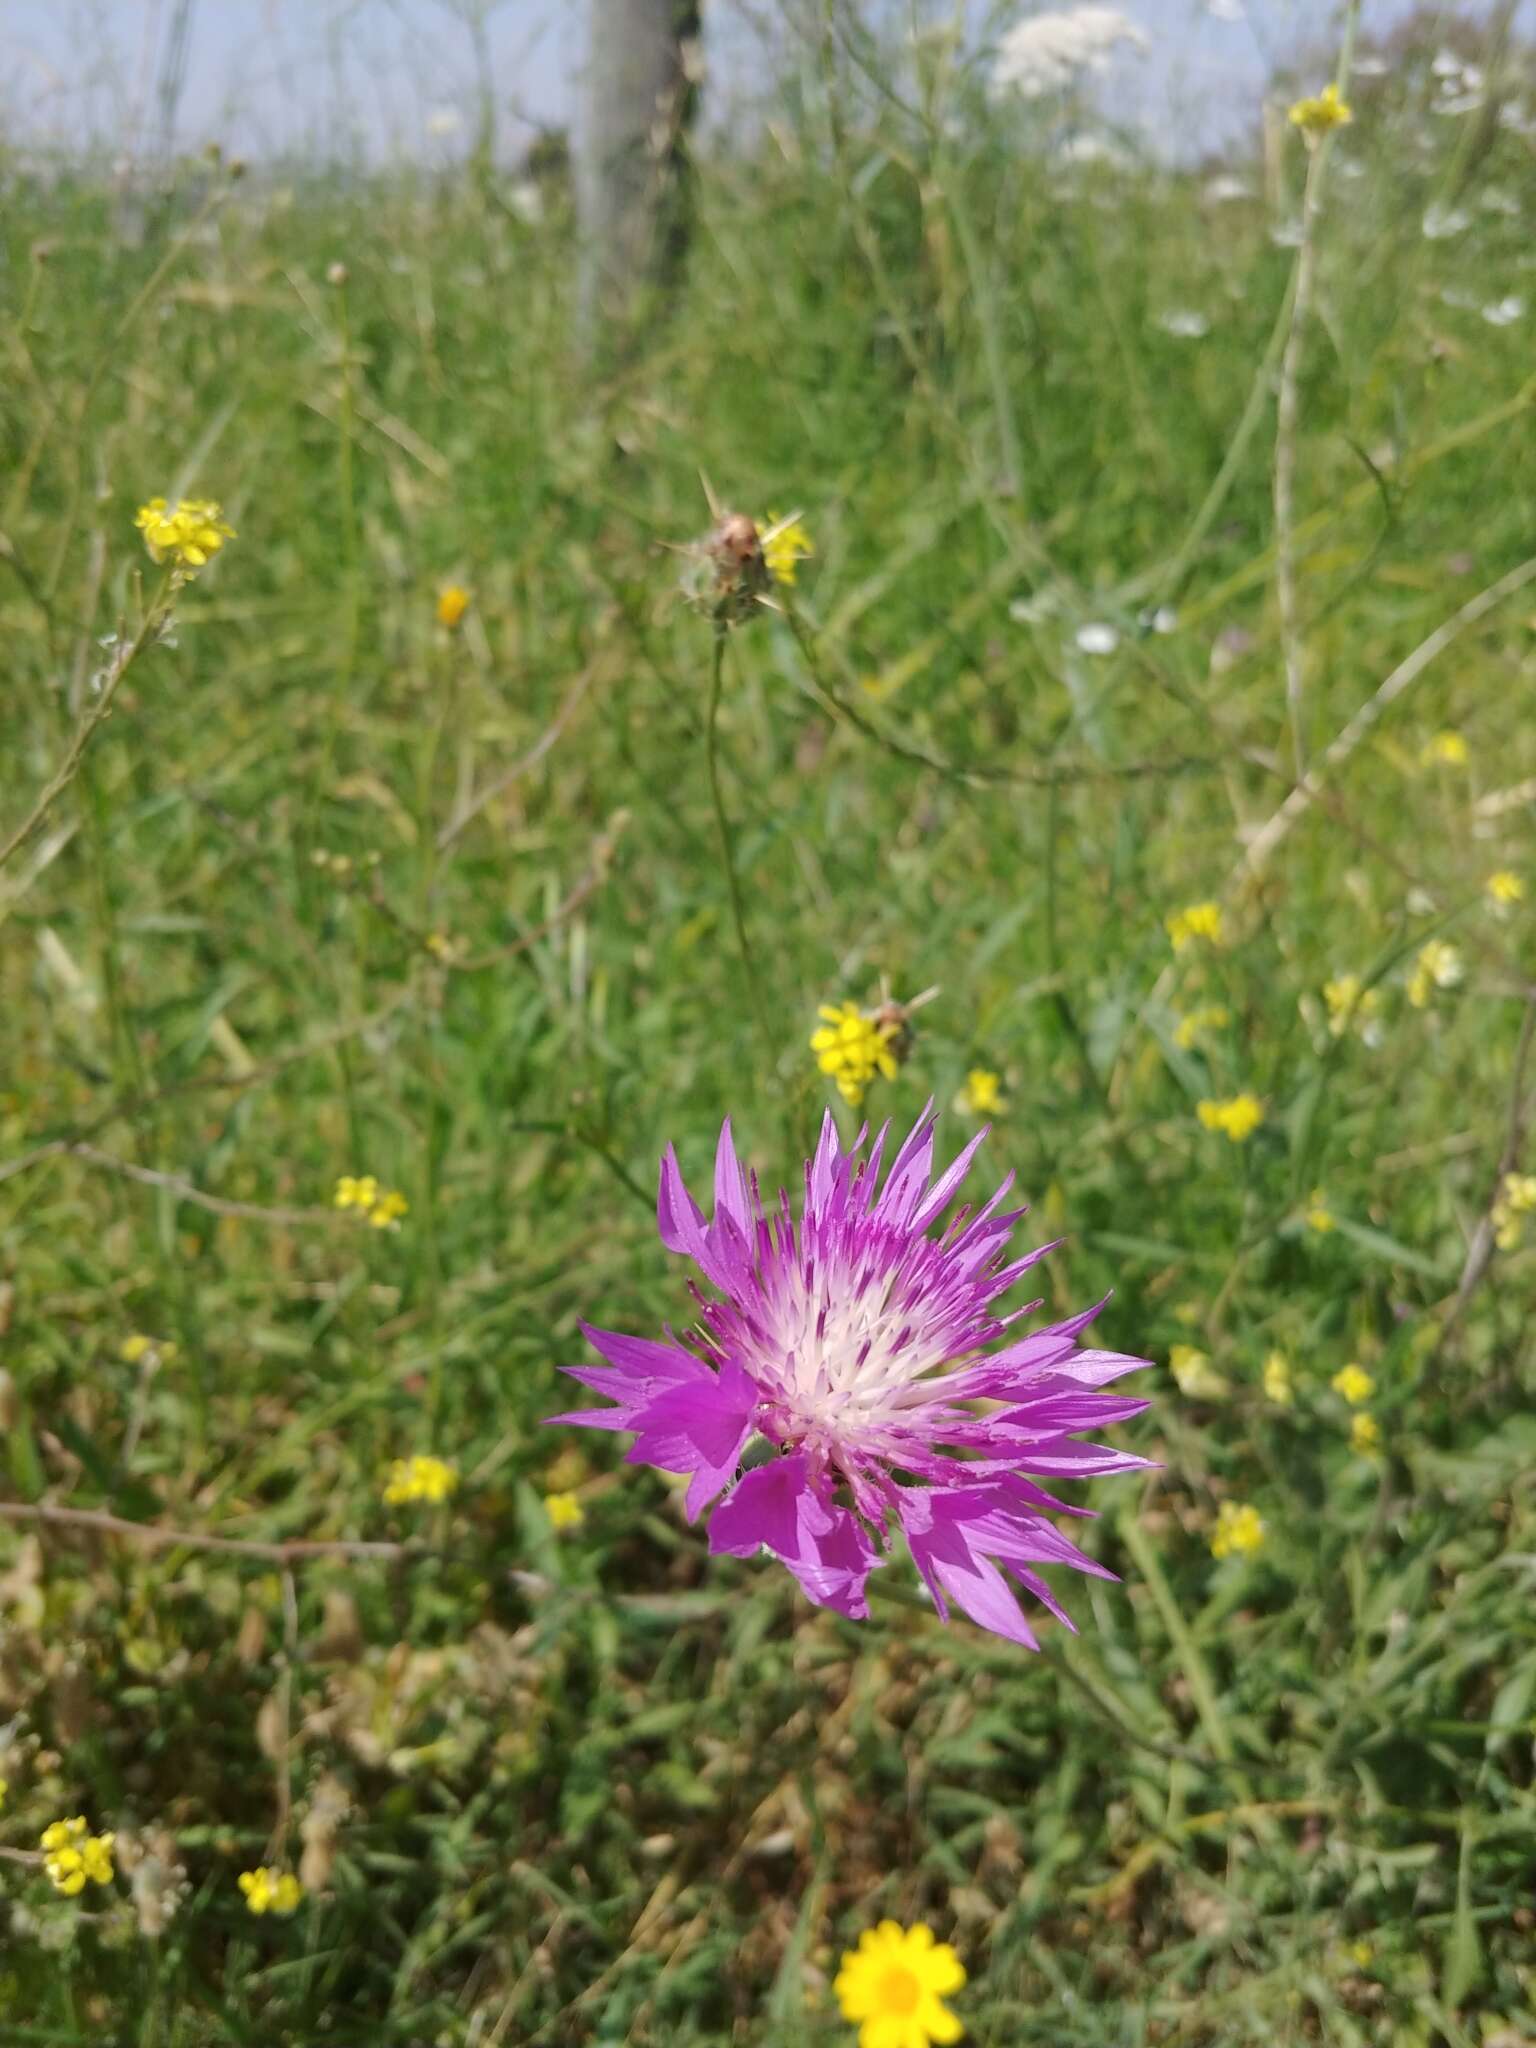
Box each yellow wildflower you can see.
[1322,974,1382,1044]
[120,1333,177,1366]
[1421,729,1468,767]
[1486,870,1524,910]
[1170,1343,1229,1400]
[1407,940,1462,1009]
[436,584,471,630]
[383,1455,459,1506]
[1165,901,1224,953]
[1331,1363,1374,1406]
[545,1490,585,1531]
[1173,1003,1230,1050]
[761,513,813,588]
[1288,82,1352,134]
[1492,1171,1536,1251]
[811,1001,900,1110]
[1350,1411,1380,1456]
[1210,1500,1266,1560]
[134,496,235,572]
[1197,1093,1264,1142]
[238,1867,303,1916]
[1348,1938,1375,1969]
[956,1068,1005,1117]
[335,1174,407,1229]
[834,1920,965,2048]
[1306,1192,1335,1234]
[1262,1351,1294,1406]
[41,1817,116,1896]
[367,1188,409,1230]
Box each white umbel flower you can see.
[991,6,1149,100]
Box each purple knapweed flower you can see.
[551,1108,1152,1647]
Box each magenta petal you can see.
[709,1455,877,1618]
[626,1360,757,1516]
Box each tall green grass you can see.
[1,16,1534,2043]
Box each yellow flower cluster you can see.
[1331,1363,1374,1406]
[811,1002,900,1109]
[134,496,235,572]
[436,584,471,629]
[334,1174,409,1229]
[1421,729,1468,767]
[1322,974,1382,1044]
[1173,1004,1230,1050]
[383,1454,459,1506]
[1306,1191,1335,1234]
[1493,1171,1536,1251]
[41,1817,115,1896]
[1210,1501,1266,1560]
[1408,940,1461,1009]
[1166,901,1223,953]
[1197,1093,1264,1142]
[1350,1412,1380,1456]
[761,513,814,587]
[1288,82,1352,134]
[1262,1351,1294,1406]
[1170,1343,1229,1400]
[545,1489,585,1531]
[238,1867,303,1916]
[834,1921,965,2048]
[955,1068,1005,1117]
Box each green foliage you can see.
[1,22,1534,2045]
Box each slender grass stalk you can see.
[1272,1,1362,779]
[705,625,766,1038]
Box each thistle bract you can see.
[553,1108,1152,1647]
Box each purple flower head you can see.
[551,1108,1153,1647]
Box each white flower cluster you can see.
[990,6,1148,100]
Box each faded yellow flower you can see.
[545,1490,585,1531]
[1170,1343,1230,1400]
[1322,974,1382,1045]
[1421,729,1468,768]
[1408,940,1462,1009]
[1262,1351,1294,1406]
[1166,901,1224,953]
[1350,1411,1380,1456]
[1486,870,1524,911]
[1306,1192,1335,1234]
[1492,1171,1536,1251]
[1173,1004,1230,1051]
[1210,1501,1266,1560]
[1288,82,1352,134]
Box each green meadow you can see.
[2,16,1535,2043]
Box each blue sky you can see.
[2,0,1524,163]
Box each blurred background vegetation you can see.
[1,1,1535,2041]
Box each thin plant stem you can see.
[0,574,173,872]
[1272,0,1361,779]
[705,626,767,1038]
